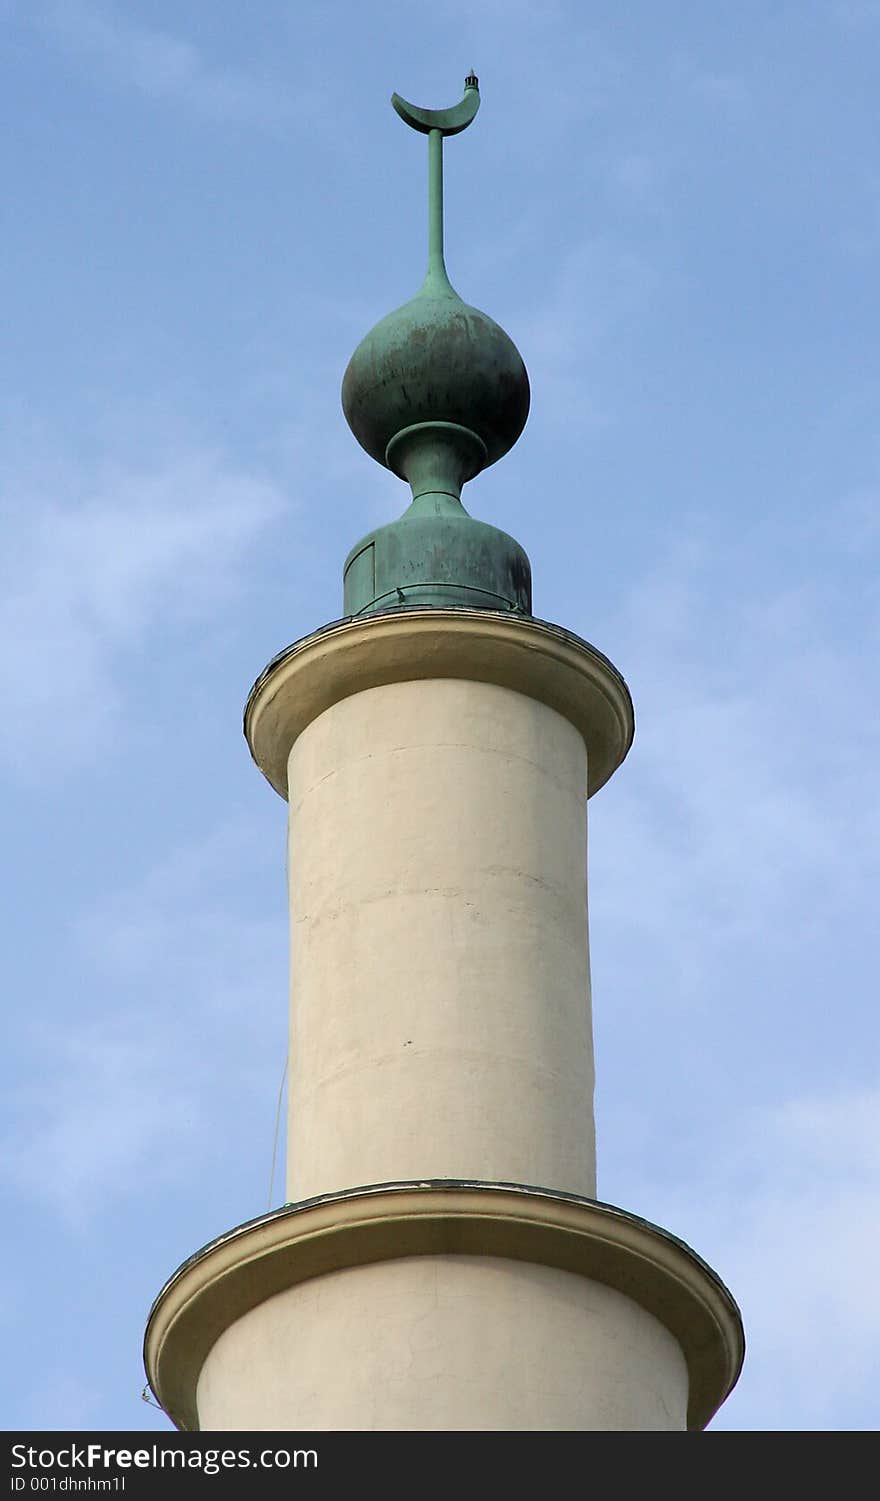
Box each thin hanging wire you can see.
[267,1053,288,1210]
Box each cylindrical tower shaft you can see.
[286,678,595,1203]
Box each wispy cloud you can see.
[29,0,295,127]
[2,1020,198,1226]
[832,0,880,27]
[2,822,287,1227]
[590,521,878,1003]
[585,502,878,1427]
[687,68,752,117]
[515,235,655,432]
[18,1373,103,1433]
[611,151,665,209]
[0,443,285,773]
[679,1086,880,1430]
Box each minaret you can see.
[145,77,744,1433]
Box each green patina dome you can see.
[342,287,530,474]
[339,76,533,619]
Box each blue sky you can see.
[2,0,877,1433]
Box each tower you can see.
[144,77,744,1432]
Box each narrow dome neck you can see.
[386,422,488,511]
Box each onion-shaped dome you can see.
[342,288,530,478]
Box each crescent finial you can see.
[391,74,480,137]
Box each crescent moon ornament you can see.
[391,75,481,294]
[391,73,480,137]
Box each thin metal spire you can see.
[391,75,480,293]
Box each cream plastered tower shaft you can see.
[144,77,744,1432]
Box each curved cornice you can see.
[244,609,634,801]
[145,1180,743,1434]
